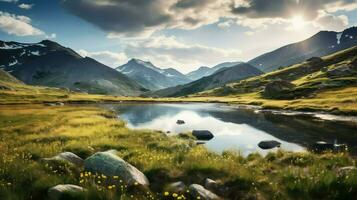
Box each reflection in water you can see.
[101,103,357,155]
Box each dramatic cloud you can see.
[314,11,349,31]
[18,3,34,10]
[78,49,128,67]
[62,0,356,38]
[124,36,242,73]
[62,0,230,37]
[0,11,45,36]
[231,0,357,20]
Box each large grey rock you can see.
[263,80,295,98]
[84,150,149,187]
[166,181,186,193]
[204,178,229,196]
[44,152,83,167]
[258,140,281,150]
[48,184,86,200]
[327,63,357,77]
[192,130,214,140]
[189,184,221,200]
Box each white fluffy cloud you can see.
[18,3,34,10]
[0,11,45,36]
[77,49,128,68]
[124,36,242,73]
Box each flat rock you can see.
[84,150,149,187]
[48,184,86,200]
[189,184,221,200]
[44,152,83,167]
[192,130,214,140]
[258,140,281,150]
[166,181,186,193]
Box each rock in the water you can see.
[176,120,185,125]
[189,184,221,200]
[258,140,281,150]
[192,130,214,140]
[263,80,295,99]
[44,152,83,167]
[166,181,186,193]
[84,150,149,187]
[48,184,86,200]
[310,141,348,153]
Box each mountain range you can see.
[116,59,191,90]
[0,27,356,97]
[249,26,357,72]
[186,61,242,81]
[0,40,146,96]
[149,63,263,97]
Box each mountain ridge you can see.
[248,27,357,72]
[149,63,262,97]
[116,58,191,90]
[0,40,147,96]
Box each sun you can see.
[291,15,305,30]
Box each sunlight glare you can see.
[291,15,305,30]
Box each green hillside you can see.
[196,46,357,114]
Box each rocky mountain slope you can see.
[150,63,262,97]
[203,46,357,100]
[117,59,191,90]
[0,40,147,96]
[249,27,357,72]
[186,61,242,81]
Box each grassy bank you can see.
[0,105,356,199]
[1,78,356,115]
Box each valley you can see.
[0,26,356,200]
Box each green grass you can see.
[0,105,356,199]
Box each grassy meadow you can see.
[0,105,356,199]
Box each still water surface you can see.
[100,103,357,156]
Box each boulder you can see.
[263,80,295,98]
[48,184,86,200]
[189,184,221,200]
[192,130,214,140]
[44,152,84,167]
[310,141,348,153]
[204,178,228,196]
[306,57,323,63]
[84,150,149,187]
[176,120,185,125]
[327,63,357,77]
[258,140,281,150]
[166,181,186,193]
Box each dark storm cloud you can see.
[174,0,214,9]
[231,0,357,19]
[61,0,226,37]
[61,0,356,37]
[61,0,172,36]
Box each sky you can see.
[0,0,356,73]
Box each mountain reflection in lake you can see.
[100,103,357,156]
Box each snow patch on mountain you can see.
[336,33,342,44]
